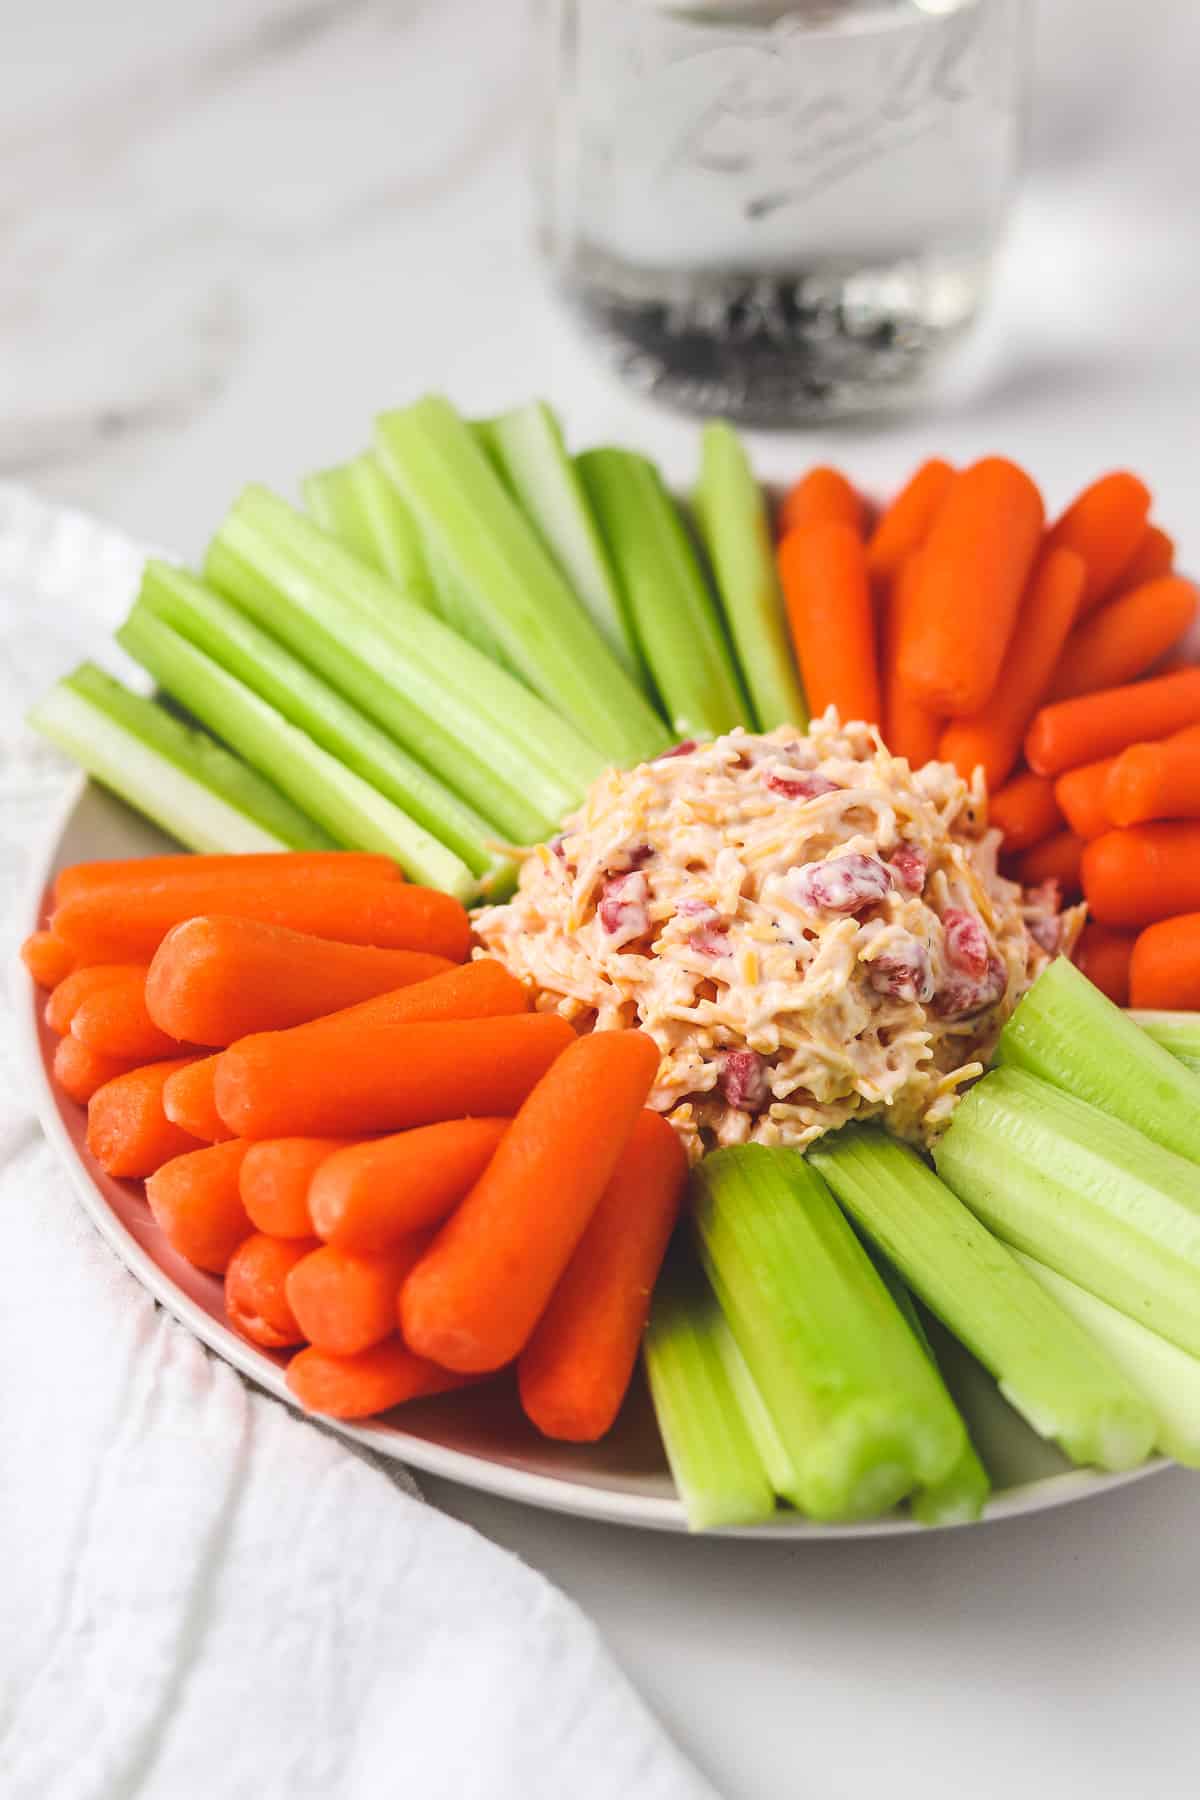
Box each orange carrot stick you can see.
[940,547,1085,790]
[1130,914,1200,1010]
[1110,524,1174,595]
[778,520,880,725]
[287,1336,469,1420]
[224,1232,317,1348]
[145,915,454,1046]
[309,1118,511,1253]
[20,930,77,991]
[53,1036,141,1106]
[988,771,1064,852]
[400,1029,661,1374]
[1025,668,1200,778]
[45,963,149,1036]
[162,1055,236,1144]
[1073,924,1137,1007]
[256,956,527,1047]
[1047,576,1197,703]
[70,971,184,1063]
[145,1140,253,1274]
[86,1058,205,1177]
[1055,757,1119,842]
[1017,830,1084,896]
[53,850,399,906]
[1045,472,1152,617]
[240,1138,353,1238]
[1105,724,1200,827]
[1083,823,1200,927]
[880,554,942,768]
[777,466,865,538]
[518,1111,686,1443]
[897,457,1044,717]
[865,458,955,583]
[287,1239,433,1356]
[51,871,469,964]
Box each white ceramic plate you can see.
[16,773,1167,1535]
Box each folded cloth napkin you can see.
[0,486,713,1800]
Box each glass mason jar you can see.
[533,0,1029,423]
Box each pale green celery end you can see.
[811,1128,1156,1473]
[138,561,509,884]
[1129,1009,1200,1069]
[693,422,809,733]
[710,1310,800,1498]
[374,396,669,767]
[302,467,384,572]
[29,664,330,852]
[117,607,477,900]
[1000,956,1200,1164]
[354,455,433,596]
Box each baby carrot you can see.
[1047,576,1197,703]
[518,1110,686,1443]
[53,1036,140,1106]
[71,971,184,1064]
[1045,471,1152,617]
[145,1140,253,1274]
[777,466,865,538]
[162,1055,236,1144]
[1025,668,1200,777]
[1130,914,1200,1010]
[940,547,1085,790]
[53,850,399,906]
[287,1238,431,1356]
[880,554,942,768]
[1073,924,1137,1007]
[86,1058,206,1178]
[51,871,469,964]
[240,1138,354,1238]
[225,1232,317,1349]
[1105,725,1200,827]
[1017,830,1084,896]
[145,915,455,1046]
[988,771,1064,852]
[1111,524,1174,595]
[20,930,76,991]
[1055,757,1119,842]
[216,1012,573,1141]
[866,458,954,582]
[400,1029,661,1374]
[1083,823,1200,927]
[287,1337,469,1420]
[309,1118,511,1253]
[46,963,149,1037]
[778,520,880,725]
[897,457,1044,717]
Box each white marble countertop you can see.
[6,2,1200,1794]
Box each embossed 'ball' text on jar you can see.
[533,0,1029,423]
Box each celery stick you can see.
[710,1309,799,1499]
[138,561,513,893]
[205,487,600,843]
[477,402,645,688]
[1129,1009,1200,1074]
[811,1127,1156,1472]
[999,955,1200,1164]
[578,448,751,742]
[693,1145,966,1521]
[644,1249,776,1531]
[117,605,477,900]
[935,1065,1200,1361]
[27,663,330,854]
[693,422,809,733]
[1013,1249,1200,1468]
[375,396,670,765]
[302,455,432,600]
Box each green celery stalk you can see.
[205,486,601,843]
[693,1145,966,1521]
[117,605,478,900]
[709,1309,799,1499]
[302,455,432,600]
[27,663,330,854]
[693,422,809,732]
[138,561,513,894]
[1129,1009,1200,1075]
[644,1248,776,1531]
[578,447,751,742]
[935,1065,1200,1360]
[475,402,646,688]
[998,955,1200,1163]
[375,395,669,765]
[1013,1249,1200,1469]
[810,1127,1156,1472]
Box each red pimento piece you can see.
[867,939,934,1003]
[936,951,1007,1019]
[598,871,650,946]
[655,740,697,761]
[719,1050,769,1110]
[789,853,893,915]
[763,769,839,801]
[678,900,729,957]
[889,843,928,894]
[941,906,991,977]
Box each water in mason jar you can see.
[536,0,1026,422]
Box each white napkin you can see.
[0,486,714,1800]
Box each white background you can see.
[5,2,1200,1794]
